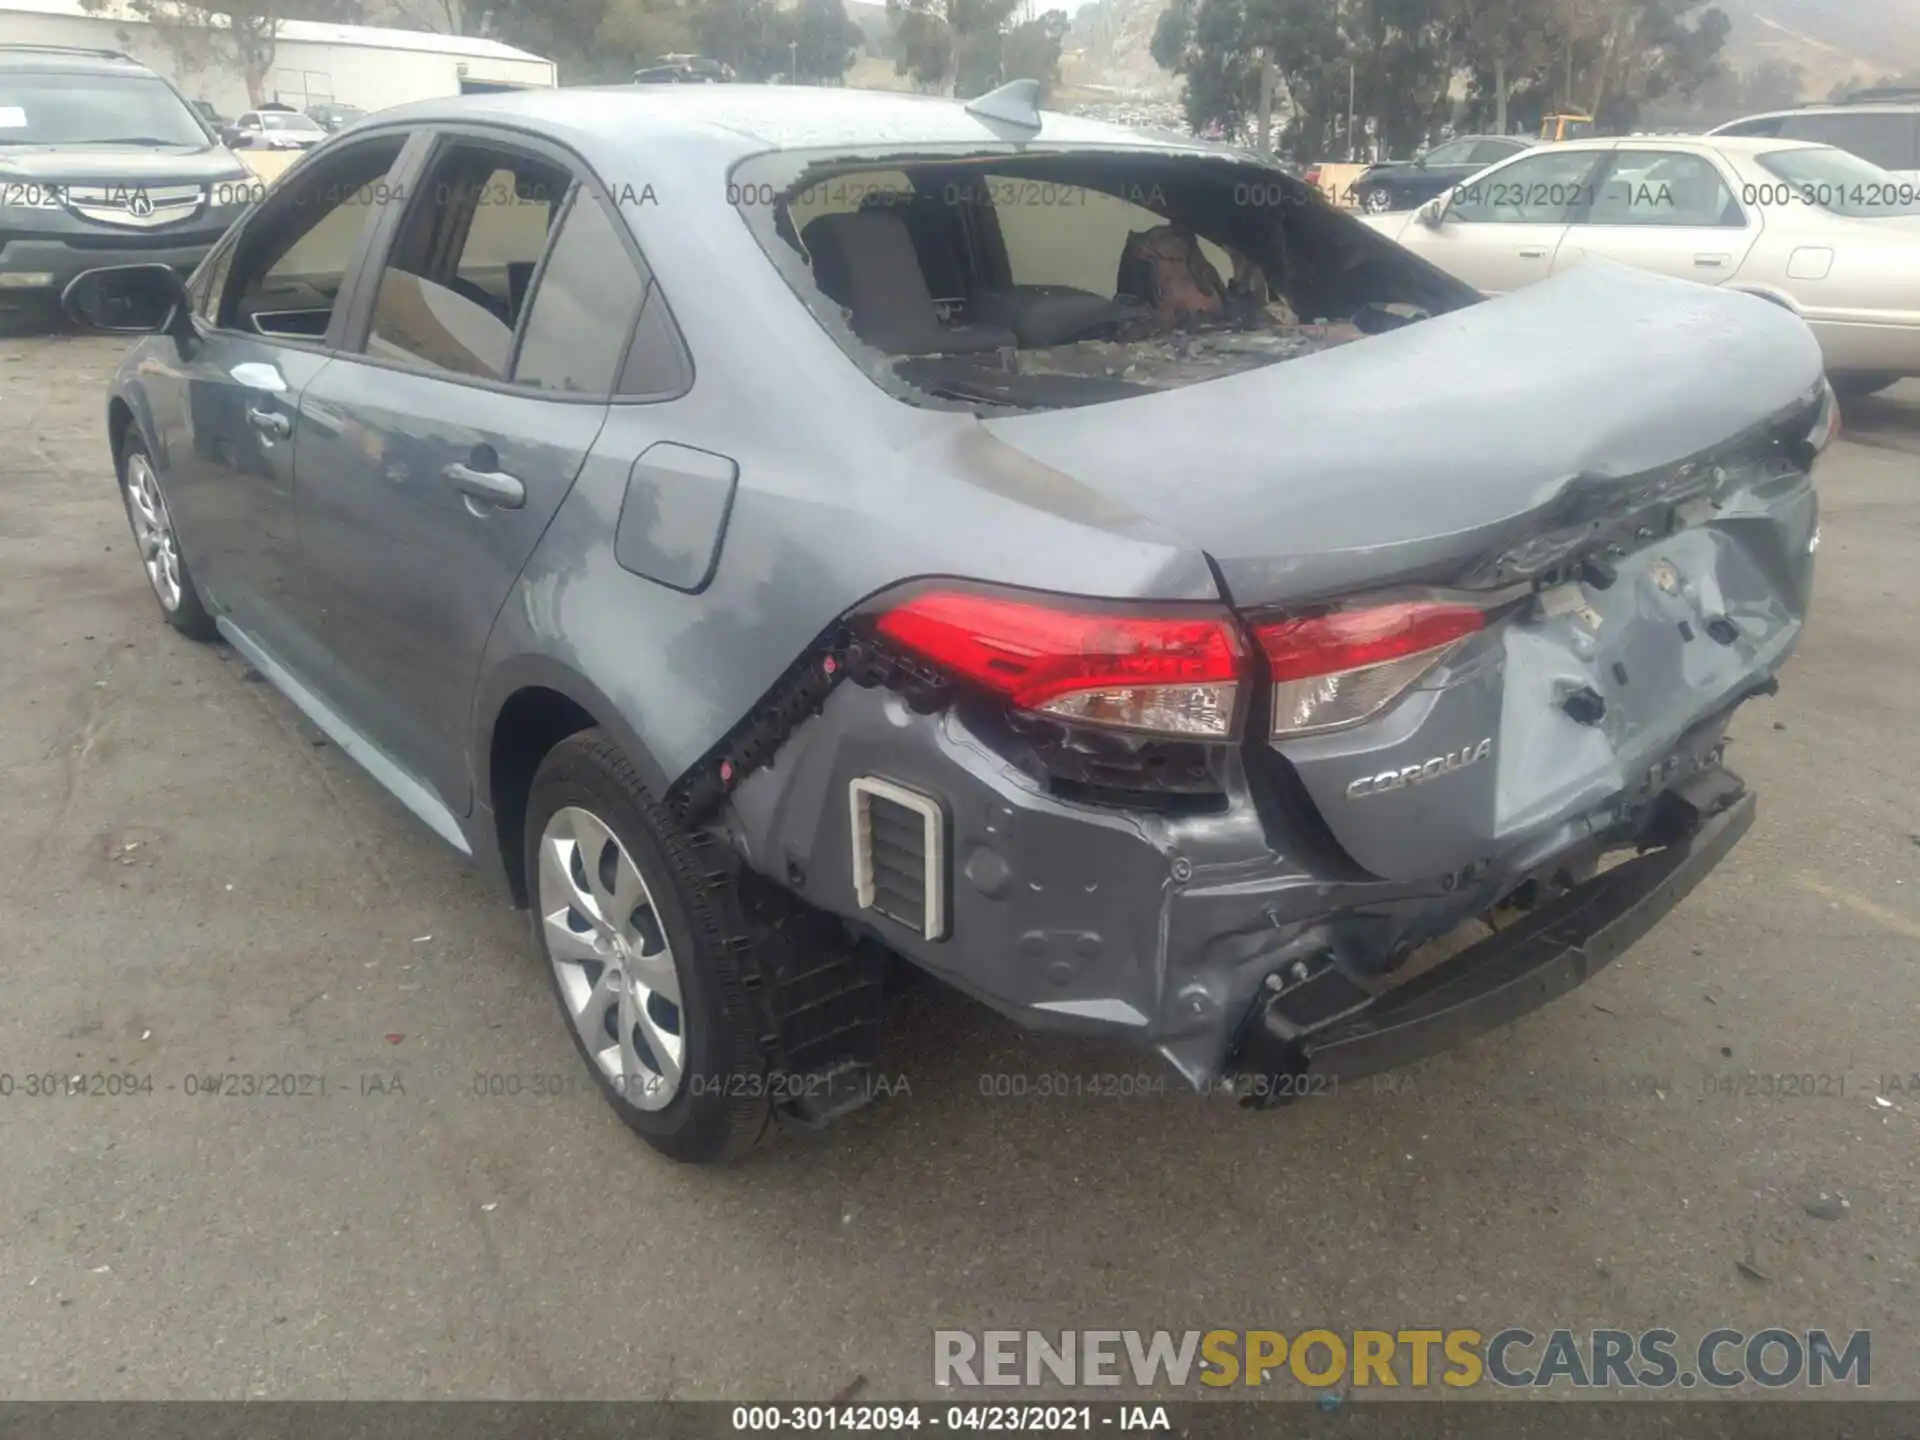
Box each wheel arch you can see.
[1731,285,1802,315]
[474,655,677,908]
[107,381,168,475]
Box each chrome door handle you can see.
[246,406,291,439]
[1518,246,1548,259]
[442,461,525,510]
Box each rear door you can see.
[1552,147,1762,284]
[294,130,651,815]
[1400,147,1607,293]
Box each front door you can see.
[166,133,411,682]
[295,134,653,814]
[1405,148,1609,294]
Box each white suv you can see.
[1710,96,1920,183]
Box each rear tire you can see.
[525,730,773,1163]
[1829,372,1901,400]
[118,437,218,641]
[1363,187,1395,214]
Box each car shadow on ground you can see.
[1839,380,1920,454]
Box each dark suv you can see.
[0,44,255,329]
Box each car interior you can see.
[221,135,408,339]
[365,149,567,380]
[763,154,1471,410]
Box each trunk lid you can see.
[980,262,1824,607]
[982,263,1826,882]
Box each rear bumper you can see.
[1239,780,1755,1092]
[723,671,1760,1090]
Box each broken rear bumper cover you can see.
[1238,782,1755,1097]
[722,678,1757,1092]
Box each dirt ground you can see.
[1,333,1916,1402]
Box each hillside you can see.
[1714,0,1920,95]
[1058,0,1920,103]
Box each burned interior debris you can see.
[735,149,1476,411]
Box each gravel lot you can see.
[2,333,1917,1402]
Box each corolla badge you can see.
[1345,738,1493,800]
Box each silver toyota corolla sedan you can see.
[1363,134,1920,397]
[62,84,1832,1162]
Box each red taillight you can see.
[1256,602,1485,737]
[874,589,1245,738]
[1259,603,1485,680]
[1302,165,1322,186]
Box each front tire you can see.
[118,437,217,641]
[525,730,773,1163]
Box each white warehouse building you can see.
[0,0,555,117]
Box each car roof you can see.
[1526,134,1831,156]
[367,83,1218,160]
[1715,102,1920,121]
[0,44,157,76]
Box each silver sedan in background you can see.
[1362,135,1920,397]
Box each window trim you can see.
[502,181,583,382]
[1578,147,1750,230]
[193,129,430,356]
[332,120,693,406]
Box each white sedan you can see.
[1362,134,1920,396]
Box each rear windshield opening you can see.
[734,149,1475,412]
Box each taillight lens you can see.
[873,590,1245,738]
[1257,602,1484,738]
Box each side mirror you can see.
[62,264,196,349]
[1416,196,1447,228]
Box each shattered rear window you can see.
[732,145,1477,412]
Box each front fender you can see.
[110,370,168,474]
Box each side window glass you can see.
[1588,152,1740,227]
[1783,114,1914,170]
[619,289,692,398]
[1423,139,1478,166]
[365,142,567,381]
[219,135,406,339]
[512,191,647,395]
[1449,151,1599,223]
[1719,117,1782,138]
[1468,140,1519,164]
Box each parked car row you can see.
[1338,94,1920,214]
[1360,131,1920,393]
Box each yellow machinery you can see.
[1540,113,1596,142]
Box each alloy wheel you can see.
[537,805,687,1112]
[1364,188,1393,214]
[123,452,183,612]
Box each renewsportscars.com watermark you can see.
[934,1328,1871,1391]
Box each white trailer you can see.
[0,0,554,119]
